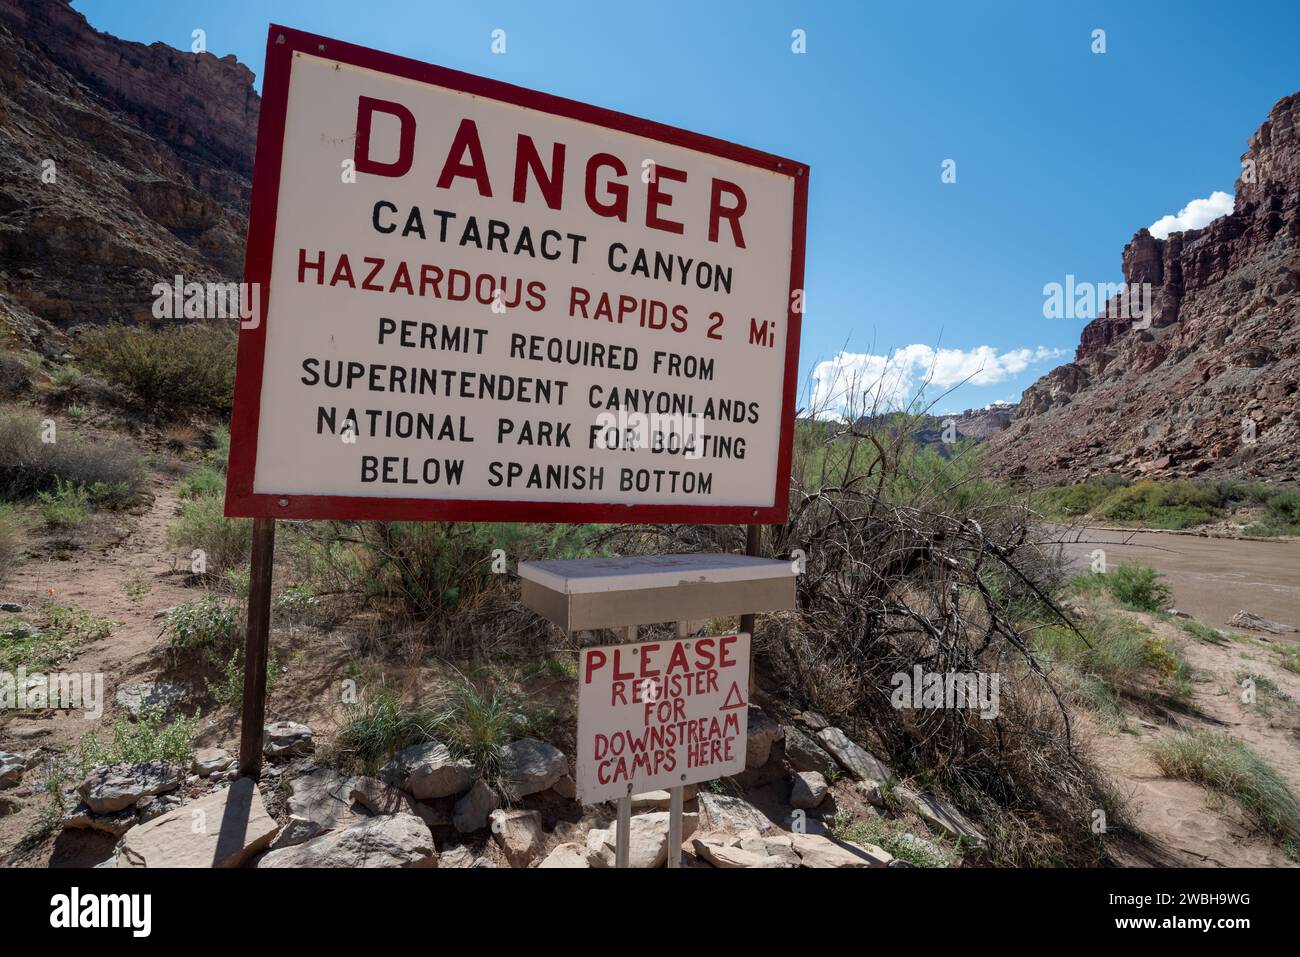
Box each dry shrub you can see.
[607,388,1124,864]
[0,351,34,399]
[77,322,236,419]
[290,521,596,660]
[0,409,146,501]
[163,423,203,452]
[0,504,26,583]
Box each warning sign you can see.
[576,633,750,804]
[225,26,807,526]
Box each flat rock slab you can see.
[192,747,234,777]
[538,842,591,868]
[693,829,800,868]
[631,786,697,810]
[452,778,499,833]
[698,792,773,834]
[895,785,986,846]
[745,707,783,768]
[789,831,893,868]
[790,771,828,809]
[258,813,436,868]
[816,728,892,782]
[263,721,314,758]
[114,682,188,720]
[0,753,22,789]
[77,761,181,814]
[63,803,137,838]
[287,767,358,832]
[350,776,446,832]
[781,725,837,777]
[116,778,277,868]
[490,808,544,868]
[588,811,699,868]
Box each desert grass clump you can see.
[333,686,440,775]
[176,465,225,500]
[36,478,91,527]
[1033,611,1192,709]
[163,423,203,453]
[431,678,529,793]
[1149,731,1300,856]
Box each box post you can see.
[615,624,635,868]
[667,621,689,868]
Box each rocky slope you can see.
[0,0,257,341]
[987,91,1300,484]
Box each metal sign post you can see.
[237,517,276,778]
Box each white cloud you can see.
[1148,190,1233,240]
[810,345,1066,418]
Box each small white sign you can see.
[576,633,749,804]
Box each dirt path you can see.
[1056,527,1300,634]
[0,477,198,852]
[1095,615,1300,867]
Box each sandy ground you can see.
[1056,527,1300,634]
[1092,613,1300,867]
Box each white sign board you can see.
[227,27,807,525]
[576,633,750,804]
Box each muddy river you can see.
[1054,527,1300,635]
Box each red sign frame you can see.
[225,25,808,525]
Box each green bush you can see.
[293,520,602,618]
[160,594,240,664]
[0,602,115,672]
[1105,562,1173,612]
[167,493,252,575]
[1035,482,1115,518]
[77,703,200,773]
[1262,491,1300,532]
[334,687,439,775]
[1034,610,1190,708]
[0,350,34,398]
[206,646,279,708]
[176,466,225,500]
[1094,480,1223,529]
[1073,562,1172,612]
[77,323,237,419]
[49,364,83,397]
[36,478,91,527]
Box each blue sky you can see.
[74,0,1300,415]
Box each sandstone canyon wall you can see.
[987,91,1299,483]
